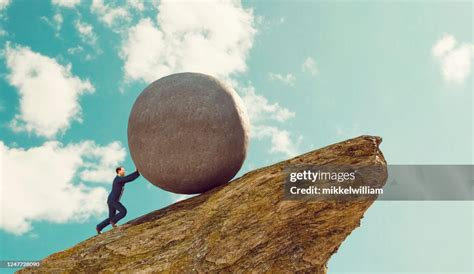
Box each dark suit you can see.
[96,171,140,231]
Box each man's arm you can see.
[117,170,140,184]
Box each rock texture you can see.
[128,72,250,194]
[18,135,387,274]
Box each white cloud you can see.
[40,13,63,36]
[268,72,296,85]
[75,20,97,44]
[5,43,95,138]
[127,0,145,11]
[120,18,166,82]
[0,0,9,35]
[51,0,81,8]
[240,85,295,123]
[0,0,10,10]
[53,13,63,34]
[302,56,317,75]
[67,45,84,55]
[120,0,256,83]
[239,84,301,157]
[0,140,126,235]
[432,35,456,58]
[75,20,99,49]
[54,13,63,25]
[252,125,301,157]
[78,141,126,182]
[91,0,131,29]
[432,34,474,84]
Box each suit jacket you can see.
[107,171,140,202]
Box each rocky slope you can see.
[18,135,387,274]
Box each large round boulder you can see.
[127,72,250,194]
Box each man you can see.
[96,166,140,234]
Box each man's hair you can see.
[116,166,123,174]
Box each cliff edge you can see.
[18,135,387,273]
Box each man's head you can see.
[116,166,125,176]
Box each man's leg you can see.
[108,200,127,225]
[96,217,109,234]
[108,201,119,227]
[96,203,116,233]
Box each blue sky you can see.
[0,0,472,273]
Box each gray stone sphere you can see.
[127,72,250,194]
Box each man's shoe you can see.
[96,226,101,234]
[110,221,117,228]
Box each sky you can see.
[0,0,473,273]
